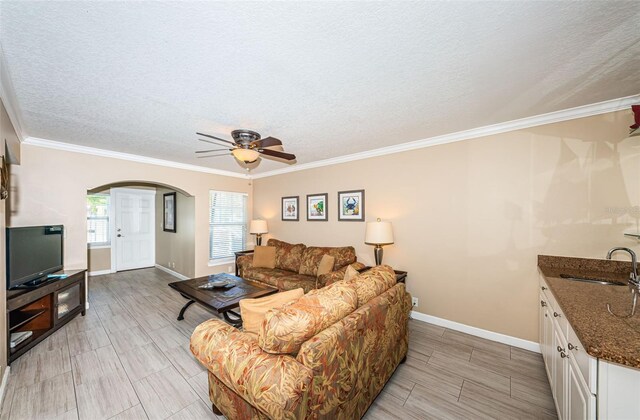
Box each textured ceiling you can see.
[1,1,639,174]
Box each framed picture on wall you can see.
[338,189,365,221]
[307,193,328,221]
[282,196,299,221]
[163,192,177,232]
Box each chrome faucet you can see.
[606,247,640,318]
[606,247,639,285]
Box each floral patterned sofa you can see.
[237,238,366,293]
[190,265,412,420]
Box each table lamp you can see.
[365,218,394,265]
[249,219,268,246]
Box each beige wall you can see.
[0,99,17,380]
[155,188,196,278]
[10,144,251,278]
[88,247,111,273]
[253,110,639,342]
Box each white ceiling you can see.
[1,1,639,174]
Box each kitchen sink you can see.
[559,274,626,286]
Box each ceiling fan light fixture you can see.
[232,148,260,163]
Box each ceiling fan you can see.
[195,129,296,164]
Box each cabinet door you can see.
[540,294,553,380]
[552,324,567,419]
[567,355,594,420]
[55,283,81,323]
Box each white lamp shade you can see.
[232,148,260,163]
[249,219,268,234]
[365,221,394,245]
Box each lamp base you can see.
[256,234,263,246]
[374,245,383,266]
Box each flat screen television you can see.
[6,225,64,289]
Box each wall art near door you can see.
[0,156,8,200]
[338,189,365,221]
[307,193,328,221]
[163,192,177,232]
[282,196,299,221]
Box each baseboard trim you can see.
[411,310,540,353]
[154,264,189,280]
[0,366,11,408]
[88,269,112,277]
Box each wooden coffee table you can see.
[168,274,278,327]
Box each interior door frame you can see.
[110,187,157,273]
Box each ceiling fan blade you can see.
[196,153,232,159]
[251,136,282,148]
[196,132,236,145]
[195,148,231,154]
[197,138,235,148]
[259,148,296,160]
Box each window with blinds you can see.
[87,194,110,246]
[209,191,248,261]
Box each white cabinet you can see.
[598,359,640,419]
[540,297,553,380]
[539,279,595,420]
[551,324,568,416]
[567,356,593,420]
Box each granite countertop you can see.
[538,255,640,369]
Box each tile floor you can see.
[0,268,556,419]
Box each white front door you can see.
[112,188,156,271]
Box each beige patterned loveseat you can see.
[237,238,365,293]
[190,265,411,420]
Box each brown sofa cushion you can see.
[243,267,292,287]
[243,268,318,293]
[275,275,317,294]
[240,288,304,335]
[259,281,358,354]
[267,239,307,272]
[298,246,357,276]
[253,246,276,269]
[347,265,397,307]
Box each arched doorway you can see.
[86,181,196,279]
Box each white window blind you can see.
[87,194,110,246]
[209,191,247,261]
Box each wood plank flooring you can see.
[0,268,556,419]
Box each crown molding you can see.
[23,137,249,179]
[16,93,640,181]
[252,94,640,179]
[0,44,26,141]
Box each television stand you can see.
[12,274,61,289]
[6,269,86,364]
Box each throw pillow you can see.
[253,246,276,269]
[239,288,304,335]
[343,264,359,281]
[316,254,336,277]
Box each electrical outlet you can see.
[412,297,419,307]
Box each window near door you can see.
[87,194,110,247]
[209,191,247,262]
